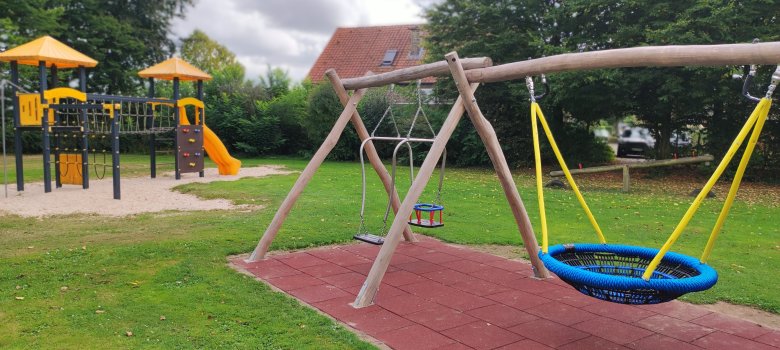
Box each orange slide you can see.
[178,106,241,175]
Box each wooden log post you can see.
[325,69,415,242]
[548,155,716,193]
[464,42,780,84]
[341,57,492,90]
[247,86,369,262]
[445,51,550,279]
[623,165,630,192]
[549,155,715,177]
[353,83,480,308]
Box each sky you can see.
[171,0,438,83]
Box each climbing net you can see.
[86,95,176,135]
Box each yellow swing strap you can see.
[701,98,771,262]
[642,98,771,280]
[532,102,607,253]
[531,103,550,252]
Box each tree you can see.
[553,0,780,159]
[424,0,612,166]
[0,0,194,94]
[424,0,780,164]
[260,66,291,99]
[181,30,242,75]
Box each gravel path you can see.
[0,166,292,217]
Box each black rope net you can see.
[554,250,702,304]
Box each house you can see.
[307,24,433,87]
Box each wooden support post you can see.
[325,69,415,242]
[464,42,780,84]
[622,165,630,192]
[445,51,550,279]
[248,86,369,262]
[353,83,480,308]
[341,57,492,90]
[549,155,715,176]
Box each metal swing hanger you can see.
[737,63,780,102]
[525,74,549,103]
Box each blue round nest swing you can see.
[539,243,718,304]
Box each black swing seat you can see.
[353,233,385,245]
[408,219,444,228]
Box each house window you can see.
[409,47,424,60]
[380,49,397,66]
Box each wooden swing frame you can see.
[250,42,780,308]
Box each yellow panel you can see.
[59,154,83,185]
[44,87,87,102]
[18,93,43,126]
[177,97,204,109]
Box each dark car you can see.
[617,127,655,157]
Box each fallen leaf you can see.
[160,315,166,321]
[15,296,24,300]
[96,310,106,314]
[125,331,133,337]
[60,286,68,292]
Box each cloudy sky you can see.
[171,0,438,83]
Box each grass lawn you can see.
[1,154,778,349]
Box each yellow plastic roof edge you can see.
[0,36,98,68]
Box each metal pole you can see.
[111,107,120,199]
[80,66,89,189]
[148,78,156,178]
[197,80,204,178]
[11,61,23,191]
[2,81,7,198]
[173,77,180,180]
[39,61,52,193]
[51,65,62,189]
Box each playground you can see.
[2,157,780,348]
[1,35,780,350]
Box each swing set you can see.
[354,81,447,245]
[529,66,778,304]
[249,41,780,308]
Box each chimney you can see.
[409,26,423,59]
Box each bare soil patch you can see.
[0,166,292,217]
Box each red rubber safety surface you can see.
[231,236,780,350]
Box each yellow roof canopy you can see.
[0,35,98,68]
[138,57,212,81]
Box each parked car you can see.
[617,127,655,157]
[670,131,692,148]
[593,128,611,142]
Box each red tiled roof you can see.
[307,24,434,84]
